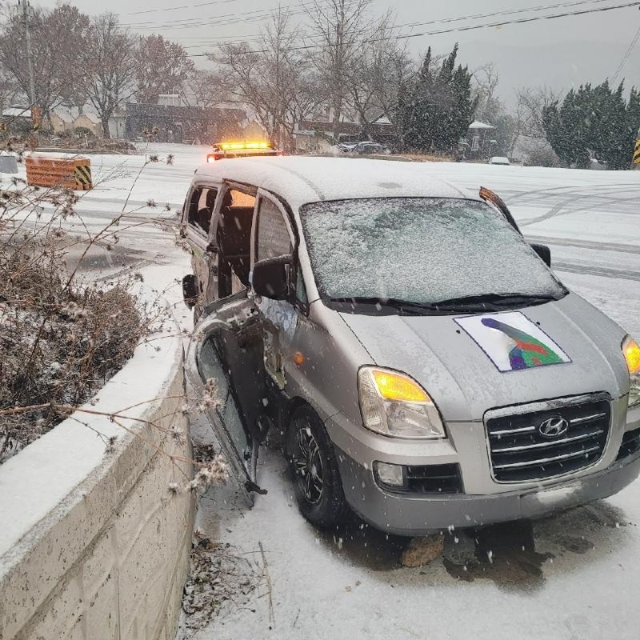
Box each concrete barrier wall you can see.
[0,338,194,640]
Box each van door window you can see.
[255,196,296,389]
[217,188,257,298]
[188,187,217,236]
[256,198,293,262]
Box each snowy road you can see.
[6,146,638,640]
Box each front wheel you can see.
[286,405,349,528]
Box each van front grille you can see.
[486,397,610,483]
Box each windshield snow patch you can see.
[300,198,565,304]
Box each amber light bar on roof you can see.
[218,141,273,151]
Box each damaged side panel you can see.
[258,297,299,389]
[187,292,268,505]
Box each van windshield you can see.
[299,198,566,310]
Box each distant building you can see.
[108,108,127,140]
[293,115,395,152]
[157,94,183,108]
[2,106,31,119]
[241,119,268,141]
[124,103,247,144]
[462,121,496,159]
[71,112,101,136]
[49,108,102,137]
[50,112,74,134]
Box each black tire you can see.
[286,405,349,528]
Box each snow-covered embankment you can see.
[0,318,193,639]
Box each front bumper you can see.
[335,447,640,537]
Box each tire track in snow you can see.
[554,261,640,283]
[519,195,589,227]
[518,193,638,228]
[507,182,639,203]
[525,235,640,255]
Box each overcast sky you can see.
[33,0,640,96]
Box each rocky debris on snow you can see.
[180,532,263,636]
[443,530,478,568]
[400,534,445,568]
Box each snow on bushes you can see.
[0,182,147,462]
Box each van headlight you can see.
[358,367,445,439]
[623,336,640,408]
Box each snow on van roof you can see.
[194,156,477,209]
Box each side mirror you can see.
[530,243,551,268]
[252,255,292,300]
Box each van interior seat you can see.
[218,206,253,286]
[195,189,217,234]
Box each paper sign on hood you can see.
[455,311,571,373]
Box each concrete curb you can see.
[0,334,194,640]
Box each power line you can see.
[123,0,323,28]
[611,23,640,83]
[125,0,607,30]
[169,0,620,50]
[400,0,616,30]
[165,0,626,49]
[181,0,640,58]
[128,0,241,16]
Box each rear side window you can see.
[188,187,218,235]
[256,198,292,262]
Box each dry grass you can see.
[394,152,455,163]
[0,242,146,461]
[0,179,148,462]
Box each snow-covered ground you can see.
[6,146,639,640]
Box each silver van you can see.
[182,157,640,536]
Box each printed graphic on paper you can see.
[455,312,571,372]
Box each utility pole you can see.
[18,0,36,109]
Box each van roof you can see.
[194,156,478,209]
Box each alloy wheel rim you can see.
[292,421,324,505]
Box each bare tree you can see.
[473,63,501,123]
[0,66,18,111]
[472,65,526,157]
[286,71,323,141]
[182,69,228,109]
[135,35,195,104]
[346,12,413,140]
[81,13,136,138]
[371,46,414,148]
[0,3,89,120]
[303,0,373,140]
[215,8,306,149]
[516,85,563,139]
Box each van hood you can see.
[339,293,630,422]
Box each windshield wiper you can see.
[434,293,558,308]
[329,297,442,313]
[328,293,558,315]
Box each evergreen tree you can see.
[544,81,640,169]
[626,87,640,159]
[400,44,477,154]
